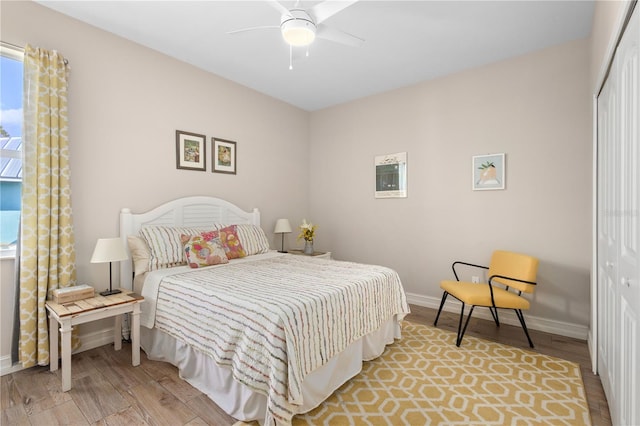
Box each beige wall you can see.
[1,1,310,363]
[1,0,630,368]
[309,38,592,331]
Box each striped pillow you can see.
[139,225,208,270]
[235,224,270,255]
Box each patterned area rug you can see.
[236,321,592,425]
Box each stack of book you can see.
[51,284,95,304]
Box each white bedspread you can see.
[142,254,409,425]
[140,251,284,328]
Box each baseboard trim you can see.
[406,292,589,340]
[76,327,131,353]
[0,355,25,376]
[1,326,131,377]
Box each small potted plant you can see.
[298,219,317,255]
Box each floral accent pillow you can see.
[181,232,229,268]
[217,225,247,259]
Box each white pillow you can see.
[127,235,150,276]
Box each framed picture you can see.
[176,130,206,171]
[472,153,505,190]
[212,138,237,174]
[375,152,407,198]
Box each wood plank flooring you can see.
[1,304,611,425]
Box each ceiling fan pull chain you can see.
[306,46,309,57]
[289,44,293,70]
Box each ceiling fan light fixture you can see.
[281,19,316,46]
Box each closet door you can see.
[596,51,619,420]
[616,6,639,424]
[597,5,639,425]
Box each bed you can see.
[119,196,410,425]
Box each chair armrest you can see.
[488,274,537,287]
[486,274,537,306]
[452,261,489,281]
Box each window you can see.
[0,44,23,258]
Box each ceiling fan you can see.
[229,0,364,68]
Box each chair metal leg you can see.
[434,291,448,326]
[514,309,534,348]
[488,307,500,326]
[456,304,475,347]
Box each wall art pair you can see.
[175,130,236,174]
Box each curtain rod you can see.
[0,41,24,52]
[1,41,69,64]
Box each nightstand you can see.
[45,289,144,391]
[287,249,332,259]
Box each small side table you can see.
[45,289,144,391]
[288,250,332,259]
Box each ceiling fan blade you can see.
[316,25,364,48]
[266,0,293,18]
[228,25,280,35]
[309,0,359,25]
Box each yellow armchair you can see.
[434,250,539,347]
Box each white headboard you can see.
[119,196,261,290]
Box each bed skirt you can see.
[141,315,402,423]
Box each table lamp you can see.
[273,219,292,253]
[91,237,129,296]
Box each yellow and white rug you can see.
[237,321,592,425]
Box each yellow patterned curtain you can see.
[19,45,76,368]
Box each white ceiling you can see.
[37,1,595,111]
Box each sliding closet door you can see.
[616,6,639,424]
[597,5,639,425]
[597,49,619,421]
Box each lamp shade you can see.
[91,238,128,263]
[274,218,292,234]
